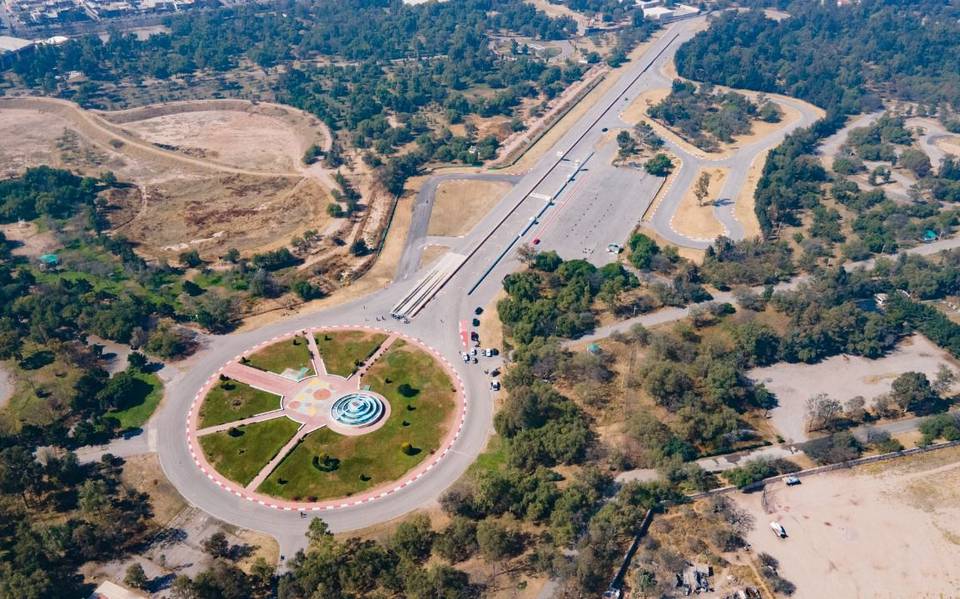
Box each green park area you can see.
[106,371,164,430]
[258,340,456,501]
[245,335,314,377]
[314,330,388,377]
[199,379,281,428]
[198,417,301,486]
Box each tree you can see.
[628,233,660,270]
[124,563,149,590]
[644,153,673,177]
[350,239,370,256]
[476,521,524,563]
[694,171,711,206]
[805,393,842,431]
[899,148,932,178]
[890,371,936,414]
[802,432,862,465]
[202,532,231,559]
[390,513,434,564]
[127,351,148,371]
[434,517,478,564]
[178,249,203,268]
[932,364,956,396]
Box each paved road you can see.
[396,172,521,281]
[151,14,950,563]
[150,19,714,562]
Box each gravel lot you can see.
[749,335,960,443]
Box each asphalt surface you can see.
[150,15,953,562]
[151,19,715,561]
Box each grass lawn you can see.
[246,336,314,377]
[0,348,83,435]
[258,340,456,500]
[199,379,281,428]
[315,330,388,377]
[107,371,164,430]
[199,416,301,486]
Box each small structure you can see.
[643,3,699,22]
[587,342,601,354]
[38,253,60,271]
[88,580,148,599]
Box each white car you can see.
[784,475,801,486]
[490,380,501,391]
[770,522,787,538]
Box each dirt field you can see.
[118,111,305,172]
[735,446,960,598]
[0,99,336,259]
[428,179,513,237]
[749,335,960,443]
[936,135,960,157]
[672,167,727,240]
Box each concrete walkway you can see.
[351,333,399,380]
[195,410,288,436]
[306,333,327,376]
[245,423,314,491]
[221,362,300,396]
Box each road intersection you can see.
[148,16,867,559]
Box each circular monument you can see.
[331,392,385,427]
[187,326,464,510]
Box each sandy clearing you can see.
[936,135,960,157]
[734,150,767,239]
[749,335,960,443]
[0,221,60,258]
[672,167,727,240]
[428,179,514,237]
[734,446,960,599]
[120,111,306,172]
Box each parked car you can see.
[490,380,501,391]
[770,522,787,539]
[784,475,801,486]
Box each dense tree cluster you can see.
[0,450,152,597]
[497,252,639,344]
[647,80,772,152]
[675,3,960,113]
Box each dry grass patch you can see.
[419,244,449,269]
[672,167,727,241]
[121,453,187,526]
[428,179,513,236]
[734,150,767,239]
[935,135,960,156]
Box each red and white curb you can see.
[187,325,468,512]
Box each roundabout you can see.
[186,327,464,510]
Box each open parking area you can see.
[734,446,960,598]
[749,335,960,443]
